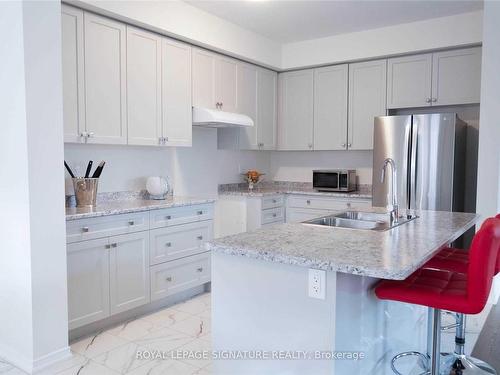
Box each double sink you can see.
[303,211,418,231]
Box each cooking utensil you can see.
[64,161,75,178]
[84,160,93,178]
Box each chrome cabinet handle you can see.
[347,202,352,208]
[165,242,172,247]
[347,143,352,148]
[82,226,89,233]
[341,143,346,147]
[105,244,111,249]
[426,98,432,103]
[197,267,203,272]
[87,132,94,138]
[111,243,117,248]
[272,213,277,217]
[166,276,172,282]
[432,98,437,102]
[197,235,203,240]
[197,210,203,215]
[128,220,135,226]
[306,200,311,205]
[308,143,313,149]
[165,215,171,220]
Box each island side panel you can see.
[335,273,428,375]
[212,252,337,375]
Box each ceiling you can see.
[185,0,483,43]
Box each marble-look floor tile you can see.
[174,297,210,315]
[140,307,192,329]
[71,332,129,359]
[124,359,198,375]
[106,318,158,341]
[57,359,120,375]
[0,359,15,373]
[170,315,210,339]
[36,352,87,375]
[93,342,150,374]
[176,338,212,369]
[134,326,195,353]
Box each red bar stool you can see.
[422,215,500,375]
[375,218,500,375]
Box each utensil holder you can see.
[73,178,99,208]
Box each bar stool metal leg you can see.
[430,308,442,375]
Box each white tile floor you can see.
[0,293,489,375]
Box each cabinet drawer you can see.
[262,195,284,210]
[150,252,211,301]
[287,195,371,211]
[66,212,149,243]
[150,221,213,265]
[150,204,213,229]
[261,207,285,225]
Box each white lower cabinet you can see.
[66,204,213,330]
[109,232,150,315]
[150,252,211,301]
[67,238,110,330]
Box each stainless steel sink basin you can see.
[302,211,418,231]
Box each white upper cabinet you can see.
[61,5,85,143]
[192,48,217,109]
[84,13,127,144]
[126,26,162,146]
[313,65,348,150]
[348,59,387,150]
[431,47,482,106]
[388,47,481,109]
[257,68,277,150]
[162,38,192,146]
[217,57,238,113]
[278,70,314,150]
[387,54,432,109]
[237,63,258,149]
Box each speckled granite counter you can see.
[218,182,373,199]
[66,196,216,221]
[206,208,479,280]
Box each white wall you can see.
[476,1,500,304]
[71,0,282,69]
[0,0,69,372]
[281,11,483,69]
[269,151,373,185]
[65,128,271,196]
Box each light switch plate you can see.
[308,269,326,300]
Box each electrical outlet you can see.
[308,269,326,300]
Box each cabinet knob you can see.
[128,220,135,226]
[347,143,352,148]
[306,200,311,205]
[164,136,169,142]
[165,215,172,220]
[272,199,277,203]
[432,98,437,102]
[197,210,203,215]
[166,276,172,282]
[341,143,346,147]
[80,132,87,138]
[308,143,313,149]
[105,244,111,249]
[197,235,203,240]
[165,242,172,247]
[272,213,277,217]
[426,98,432,103]
[347,202,351,208]
[111,243,117,248]
[87,132,94,138]
[197,267,203,272]
[82,226,89,233]
[159,137,163,145]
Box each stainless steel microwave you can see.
[313,170,357,192]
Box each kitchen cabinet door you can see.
[387,54,432,109]
[313,65,348,150]
[348,59,387,150]
[257,68,278,150]
[126,26,162,146]
[61,5,85,143]
[84,13,127,144]
[237,63,258,150]
[217,57,238,113]
[109,232,150,315]
[192,48,217,109]
[431,47,482,106]
[162,38,192,146]
[67,238,110,330]
[278,70,314,150]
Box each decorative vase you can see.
[146,176,170,200]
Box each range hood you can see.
[192,107,254,128]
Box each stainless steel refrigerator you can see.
[372,113,466,215]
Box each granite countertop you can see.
[66,196,216,221]
[218,182,373,199]
[206,208,479,280]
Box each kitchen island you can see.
[206,209,478,375]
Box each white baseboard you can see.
[0,343,71,374]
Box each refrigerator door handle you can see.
[410,122,418,211]
[403,123,411,213]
